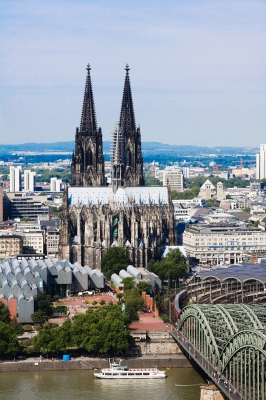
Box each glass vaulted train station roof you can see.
[198,263,266,285]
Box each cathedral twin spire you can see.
[71,64,144,189]
[80,64,98,135]
[120,64,136,135]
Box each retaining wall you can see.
[0,355,191,373]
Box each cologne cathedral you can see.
[59,64,175,269]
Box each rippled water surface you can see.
[0,368,206,400]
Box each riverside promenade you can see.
[0,354,191,373]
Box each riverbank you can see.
[0,354,192,372]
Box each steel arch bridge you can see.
[173,304,266,400]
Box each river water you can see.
[0,368,206,400]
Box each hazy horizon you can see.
[1,0,266,146]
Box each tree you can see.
[137,281,153,295]
[121,277,135,291]
[172,187,199,200]
[0,302,10,322]
[101,247,130,280]
[144,176,162,186]
[0,323,20,355]
[206,199,219,208]
[123,288,145,324]
[32,310,49,326]
[10,319,24,335]
[70,305,132,355]
[34,291,53,316]
[148,248,187,281]
[33,326,54,353]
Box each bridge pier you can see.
[200,384,226,400]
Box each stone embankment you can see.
[0,354,191,373]
[200,384,226,400]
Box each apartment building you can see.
[183,223,266,266]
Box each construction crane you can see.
[215,164,223,173]
[239,158,256,169]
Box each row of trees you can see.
[101,247,187,283]
[33,304,133,355]
[32,275,149,355]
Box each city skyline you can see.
[1,0,266,146]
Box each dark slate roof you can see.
[198,263,266,284]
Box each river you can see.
[0,368,206,400]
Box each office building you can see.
[9,166,22,192]
[0,186,3,222]
[24,170,36,192]
[256,144,266,179]
[163,170,184,192]
[4,192,49,221]
[50,177,62,192]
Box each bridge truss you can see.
[178,304,266,400]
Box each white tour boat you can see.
[94,359,166,379]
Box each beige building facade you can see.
[183,224,266,266]
[0,235,23,258]
[17,231,44,254]
[163,170,184,192]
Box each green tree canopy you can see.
[172,187,199,200]
[34,291,53,316]
[0,321,21,356]
[123,288,145,324]
[144,176,163,186]
[148,248,187,281]
[0,302,10,322]
[121,277,135,291]
[205,199,219,208]
[33,305,132,355]
[32,310,49,326]
[101,247,130,280]
[137,281,153,295]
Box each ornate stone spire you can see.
[79,63,98,135]
[116,65,144,187]
[71,64,105,187]
[119,64,136,136]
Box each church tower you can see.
[71,64,105,186]
[116,64,144,187]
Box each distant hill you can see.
[0,141,259,156]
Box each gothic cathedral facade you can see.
[59,65,175,269]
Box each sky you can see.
[0,0,266,147]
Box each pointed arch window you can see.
[126,149,131,166]
[87,148,93,166]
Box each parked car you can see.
[78,290,95,296]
